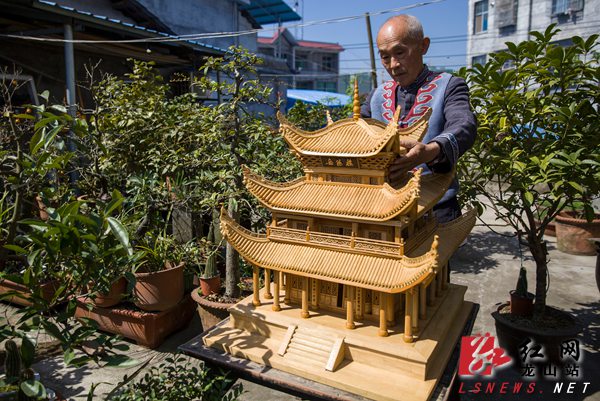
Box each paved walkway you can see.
[3,208,599,400]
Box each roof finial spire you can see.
[353,78,360,121]
[326,110,333,125]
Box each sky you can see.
[277,0,469,84]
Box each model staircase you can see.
[278,325,345,371]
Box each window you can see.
[474,0,489,33]
[471,54,487,66]
[553,0,569,14]
[295,81,313,90]
[552,0,583,14]
[295,54,308,71]
[321,225,352,236]
[322,55,334,72]
[294,221,308,231]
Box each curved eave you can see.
[407,208,477,266]
[220,210,438,293]
[277,108,433,158]
[397,108,432,143]
[242,166,421,222]
[415,171,455,219]
[277,112,397,157]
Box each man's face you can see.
[376,22,430,87]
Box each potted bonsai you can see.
[459,26,599,362]
[131,232,185,312]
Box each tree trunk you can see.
[225,201,240,298]
[529,235,548,315]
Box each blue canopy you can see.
[286,89,350,110]
[240,0,301,25]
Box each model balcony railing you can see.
[267,225,404,257]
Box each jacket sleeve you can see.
[360,89,375,118]
[427,76,477,173]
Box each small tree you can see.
[194,47,301,298]
[459,27,600,314]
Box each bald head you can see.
[376,14,429,87]
[378,15,424,44]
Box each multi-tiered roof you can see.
[221,83,474,298]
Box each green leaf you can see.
[27,248,42,268]
[2,244,27,254]
[39,90,50,102]
[43,124,62,150]
[20,335,36,368]
[64,348,76,366]
[104,190,124,216]
[103,354,140,367]
[107,217,133,256]
[20,379,46,398]
[29,128,43,155]
[523,191,534,206]
[568,181,584,192]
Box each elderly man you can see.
[361,15,476,223]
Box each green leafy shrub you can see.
[107,356,242,401]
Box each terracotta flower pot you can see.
[509,290,534,316]
[86,277,127,308]
[199,275,221,296]
[133,262,184,312]
[0,279,60,306]
[555,211,600,255]
[191,288,231,332]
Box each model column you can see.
[272,270,281,311]
[252,266,261,307]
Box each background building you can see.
[467,0,600,66]
[257,27,344,92]
[0,0,299,105]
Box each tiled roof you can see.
[407,208,477,261]
[220,210,439,293]
[243,166,422,221]
[277,108,431,157]
[415,172,455,218]
[36,0,226,54]
[297,40,344,52]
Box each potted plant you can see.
[80,193,133,308]
[131,233,185,312]
[459,27,599,362]
[555,200,600,255]
[199,219,221,296]
[0,84,138,379]
[0,96,77,303]
[509,266,534,316]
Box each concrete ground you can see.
[3,207,599,400]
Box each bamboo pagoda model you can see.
[204,82,477,401]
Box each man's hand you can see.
[388,139,441,186]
